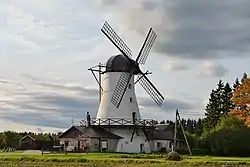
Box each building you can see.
[19,134,56,150]
[58,123,184,153]
[58,125,122,152]
[146,124,183,152]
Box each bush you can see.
[166,151,183,161]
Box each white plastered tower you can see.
[96,55,140,120]
[96,54,149,153]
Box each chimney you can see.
[86,112,91,127]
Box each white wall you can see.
[96,72,141,121]
[150,140,172,152]
[113,128,151,153]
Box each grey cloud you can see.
[20,74,98,97]
[138,97,194,111]
[196,63,229,78]
[1,111,71,129]
[0,93,99,129]
[35,82,98,97]
[163,62,190,72]
[99,0,250,60]
[0,76,99,129]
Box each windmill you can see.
[101,21,164,109]
[84,21,165,153]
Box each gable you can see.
[58,126,83,139]
[20,135,35,141]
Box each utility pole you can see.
[173,109,178,152]
[72,117,75,126]
[176,111,192,155]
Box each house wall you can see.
[60,138,77,152]
[150,140,172,152]
[105,138,118,152]
[19,137,35,149]
[60,137,119,152]
[113,128,151,153]
[89,138,99,152]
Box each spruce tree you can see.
[203,80,225,130]
[241,72,248,83]
[187,119,193,133]
[221,82,233,115]
[233,78,240,91]
[196,118,203,135]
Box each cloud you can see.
[162,60,190,72]
[0,73,203,130]
[0,74,99,129]
[94,0,250,60]
[138,96,194,111]
[196,61,229,78]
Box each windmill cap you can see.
[106,54,132,73]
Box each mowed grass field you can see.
[1,151,250,167]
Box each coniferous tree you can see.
[203,80,225,130]
[187,119,193,133]
[241,72,248,83]
[233,78,240,91]
[221,82,233,115]
[159,120,165,124]
[196,118,203,135]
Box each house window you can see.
[129,97,132,103]
[101,140,107,149]
[157,142,161,149]
[128,83,131,89]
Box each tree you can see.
[221,82,233,115]
[195,118,203,135]
[233,78,240,91]
[241,72,248,83]
[203,80,225,130]
[207,115,250,156]
[230,77,250,127]
[159,120,165,124]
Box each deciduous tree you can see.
[230,77,250,126]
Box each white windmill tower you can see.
[85,21,164,153]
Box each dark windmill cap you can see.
[105,54,131,72]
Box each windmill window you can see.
[129,97,132,103]
[128,83,131,89]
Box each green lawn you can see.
[0,152,250,167]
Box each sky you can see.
[0,0,250,133]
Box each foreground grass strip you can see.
[1,153,250,166]
[0,161,250,167]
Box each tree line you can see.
[0,131,60,149]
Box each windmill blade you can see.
[136,28,157,65]
[137,73,164,107]
[111,71,134,108]
[101,21,133,61]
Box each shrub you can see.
[166,151,183,161]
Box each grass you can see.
[1,152,250,167]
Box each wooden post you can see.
[173,109,178,152]
[176,111,192,155]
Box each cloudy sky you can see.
[0,0,250,133]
